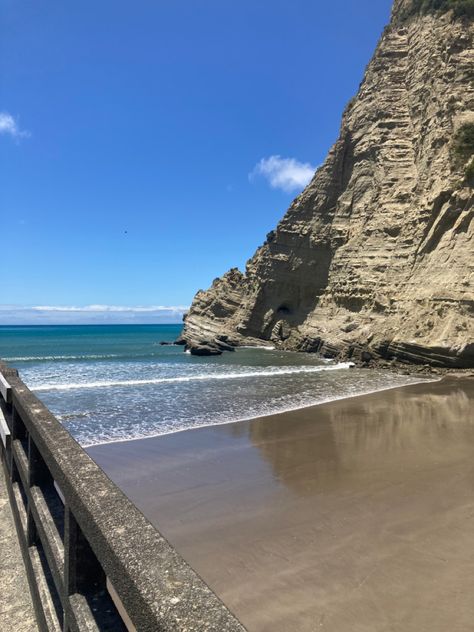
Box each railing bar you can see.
[11,481,28,534]
[12,439,29,490]
[1,454,50,632]
[67,593,101,632]
[29,545,63,632]
[0,406,10,450]
[11,438,66,605]
[29,485,65,572]
[0,373,11,403]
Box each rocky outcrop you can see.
[189,344,222,356]
[183,0,474,367]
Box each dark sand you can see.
[88,377,474,632]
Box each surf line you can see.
[32,363,355,392]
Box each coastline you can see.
[88,376,474,632]
[82,371,441,448]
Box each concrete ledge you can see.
[0,361,245,632]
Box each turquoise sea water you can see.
[0,325,429,446]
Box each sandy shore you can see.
[88,377,474,632]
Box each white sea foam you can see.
[5,354,121,362]
[82,376,440,448]
[32,362,354,392]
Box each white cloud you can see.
[0,304,188,325]
[30,305,187,313]
[0,112,30,139]
[250,155,316,193]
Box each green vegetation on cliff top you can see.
[403,0,474,19]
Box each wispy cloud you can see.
[0,305,188,325]
[250,155,316,193]
[0,112,30,140]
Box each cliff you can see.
[183,0,474,367]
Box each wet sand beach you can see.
[88,377,474,632]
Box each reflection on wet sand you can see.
[246,381,474,496]
[89,378,474,632]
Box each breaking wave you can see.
[5,354,122,362]
[31,363,354,392]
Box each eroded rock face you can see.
[183,1,474,367]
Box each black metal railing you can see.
[0,361,245,632]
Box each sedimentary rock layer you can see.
[183,0,474,367]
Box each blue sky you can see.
[1,0,393,324]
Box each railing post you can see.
[27,437,48,546]
[63,506,75,632]
[64,507,79,597]
[11,406,26,441]
[28,435,50,487]
[65,505,105,589]
[64,506,108,631]
[27,506,38,547]
[10,406,26,483]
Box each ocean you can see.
[0,324,430,447]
